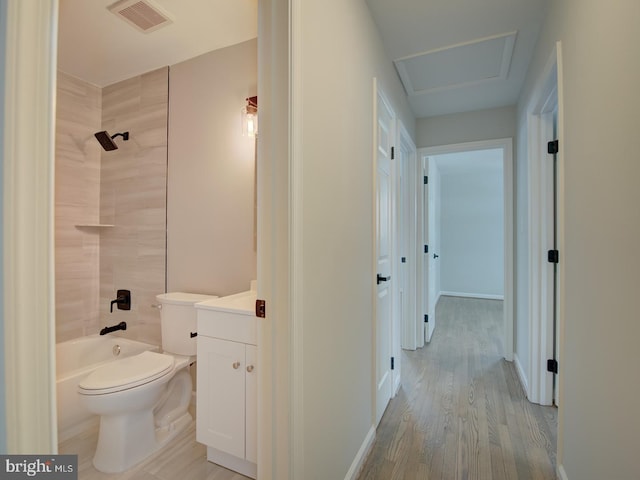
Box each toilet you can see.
[78,292,216,473]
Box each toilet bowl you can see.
[78,292,216,473]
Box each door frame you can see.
[525,42,564,406]
[418,138,514,361]
[1,0,59,452]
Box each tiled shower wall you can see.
[55,72,102,342]
[55,67,168,346]
[99,68,169,347]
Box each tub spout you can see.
[100,322,127,336]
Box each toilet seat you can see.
[79,351,175,395]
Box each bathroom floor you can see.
[59,419,251,480]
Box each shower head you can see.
[94,130,129,151]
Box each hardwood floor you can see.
[60,296,556,479]
[358,296,558,480]
[59,418,250,480]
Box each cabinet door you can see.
[197,336,245,458]
[245,344,257,464]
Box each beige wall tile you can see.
[55,72,102,343]
[99,67,169,347]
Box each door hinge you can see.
[424,314,429,323]
[424,244,428,254]
[548,249,559,264]
[547,359,558,374]
[401,257,406,263]
[391,146,395,160]
[547,140,559,155]
[390,356,395,370]
[255,299,266,318]
[424,175,428,185]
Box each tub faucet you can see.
[110,289,131,313]
[100,321,127,335]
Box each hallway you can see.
[358,296,557,480]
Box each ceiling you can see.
[366,0,549,117]
[57,0,258,87]
[58,0,548,118]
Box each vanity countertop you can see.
[196,290,256,316]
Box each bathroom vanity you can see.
[195,289,258,479]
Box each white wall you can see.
[416,106,516,148]
[295,0,414,477]
[517,1,640,478]
[168,40,257,297]
[438,155,504,298]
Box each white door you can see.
[375,87,394,426]
[393,140,405,389]
[426,157,439,341]
[398,125,418,352]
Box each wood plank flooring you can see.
[59,296,556,479]
[358,296,558,480]
[59,416,250,480]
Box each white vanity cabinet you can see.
[196,290,257,479]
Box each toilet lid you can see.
[78,351,174,395]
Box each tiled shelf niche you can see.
[74,224,115,228]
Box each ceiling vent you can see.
[107,0,173,34]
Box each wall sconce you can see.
[242,96,258,137]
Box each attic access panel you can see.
[394,31,517,96]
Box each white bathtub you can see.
[56,334,159,442]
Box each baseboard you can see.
[513,353,530,398]
[558,464,569,480]
[440,291,504,301]
[344,425,376,480]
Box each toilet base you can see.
[90,370,193,473]
[93,410,193,473]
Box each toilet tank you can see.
[156,292,217,355]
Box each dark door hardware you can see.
[547,359,558,374]
[100,321,127,335]
[256,299,266,318]
[110,289,131,313]
[376,274,391,284]
[190,332,198,338]
[433,253,439,259]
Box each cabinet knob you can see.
[232,362,241,369]
[246,365,254,373]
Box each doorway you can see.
[417,139,514,361]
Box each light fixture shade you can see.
[242,96,258,137]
